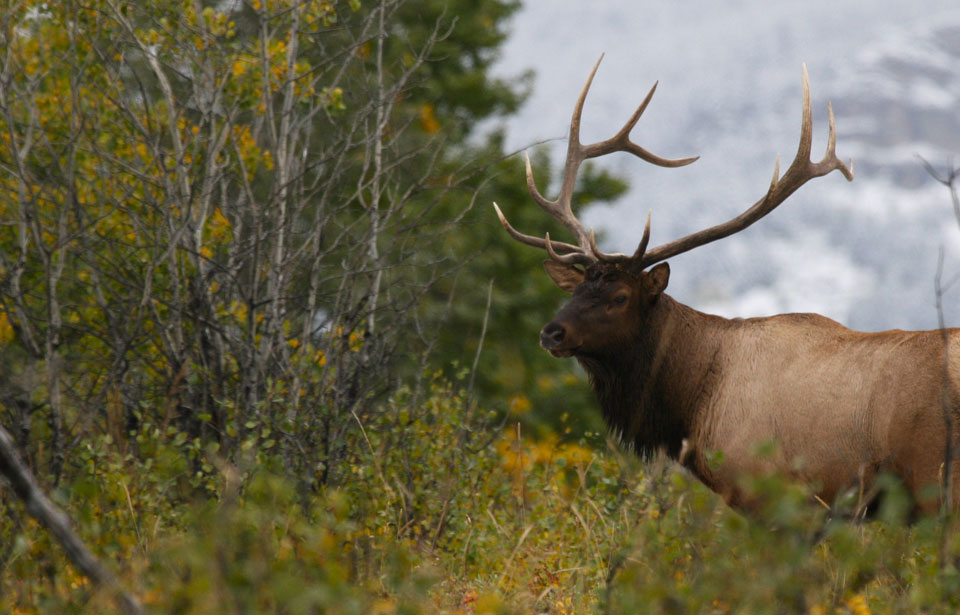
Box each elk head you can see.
[493,55,853,359]
[538,256,671,360]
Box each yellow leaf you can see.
[419,104,440,134]
[0,311,14,346]
[508,393,531,415]
[348,331,363,352]
[371,598,395,614]
[845,594,871,615]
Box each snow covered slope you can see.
[491,1,960,330]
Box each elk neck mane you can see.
[574,293,726,461]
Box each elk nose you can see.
[540,322,566,349]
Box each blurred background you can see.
[489,0,960,331]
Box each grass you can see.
[3,375,960,614]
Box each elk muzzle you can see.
[540,321,577,358]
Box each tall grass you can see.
[3,373,959,614]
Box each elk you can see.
[493,56,960,516]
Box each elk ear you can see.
[643,262,670,296]
[543,260,584,293]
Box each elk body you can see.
[494,56,960,516]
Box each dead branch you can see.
[0,424,142,614]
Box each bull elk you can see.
[494,56,960,516]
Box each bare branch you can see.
[0,425,143,615]
[920,156,960,233]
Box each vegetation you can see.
[2,0,960,613]
[4,372,960,614]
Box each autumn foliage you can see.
[2,1,960,614]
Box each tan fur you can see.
[647,294,960,514]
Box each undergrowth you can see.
[2,373,960,614]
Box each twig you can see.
[465,278,494,410]
[565,499,606,582]
[919,156,960,232]
[459,522,474,577]
[0,425,142,614]
[516,422,526,527]
[118,479,145,558]
[497,524,533,588]
[485,506,506,536]
[935,247,955,570]
[350,409,400,516]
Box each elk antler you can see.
[494,60,853,272]
[492,54,698,266]
[635,64,854,269]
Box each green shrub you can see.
[5,374,960,614]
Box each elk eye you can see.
[613,294,628,306]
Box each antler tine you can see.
[637,65,854,269]
[583,80,701,168]
[523,153,589,239]
[501,55,609,264]
[821,101,855,180]
[568,54,606,159]
[588,229,629,263]
[588,211,653,263]
[548,54,606,251]
[614,81,659,144]
[523,152,555,211]
[492,202,584,255]
[788,64,854,182]
[633,211,652,260]
[796,64,814,163]
[546,232,595,266]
